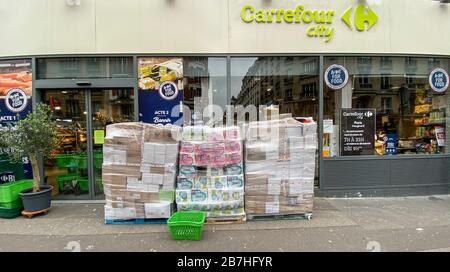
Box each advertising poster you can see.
[435,127,445,147]
[0,59,33,179]
[340,109,376,156]
[138,57,184,124]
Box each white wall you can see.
[0,0,449,57]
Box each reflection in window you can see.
[37,57,133,79]
[324,56,450,157]
[182,57,227,125]
[231,56,319,122]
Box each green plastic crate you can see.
[0,199,23,209]
[0,206,22,219]
[168,211,206,241]
[77,177,89,191]
[0,179,33,203]
[94,151,103,169]
[55,154,77,168]
[75,154,88,169]
[56,174,79,192]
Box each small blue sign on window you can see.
[324,64,349,90]
[429,67,449,93]
[385,133,397,155]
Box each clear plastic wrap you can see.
[176,126,245,219]
[102,122,180,221]
[244,117,317,217]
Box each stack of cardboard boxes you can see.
[244,117,317,218]
[176,126,245,219]
[102,122,180,221]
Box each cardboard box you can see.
[143,124,179,143]
[102,164,141,177]
[144,202,173,219]
[104,205,138,220]
[102,174,128,189]
[127,180,160,192]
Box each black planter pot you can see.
[20,185,53,212]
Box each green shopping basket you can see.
[167,211,206,241]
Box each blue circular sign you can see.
[5,88,28,113]
[158,81,179,100]
[429,68,449,93]
[325,64,349,90]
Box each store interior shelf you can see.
[416,123,445,126]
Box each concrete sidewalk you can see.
[1,195,450,252]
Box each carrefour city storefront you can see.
[0,0,449,199]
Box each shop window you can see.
[37,57,133,79]
[405,57,418,72]
[303,60,318,75]
[231,56,319,122]
[285,89,293,101]
[182,57,227,125]
[380,57,393,69]
[324,56,450,157]
[357,57,372,66]
[381,75,391,89]
[406,75,414,85]
[428,58,441,69]
[358,75,372,89]
[381,97,393,114]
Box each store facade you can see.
[0,0,449,199]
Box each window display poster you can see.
[0,59,33,179]
[435,127,445,147]
[385,133,397,155]
[340,109,376,156]
[138,57,184,125]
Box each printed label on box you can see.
[191,190,208,203]
[211,176,228,189]
[194,176,209,189]
[266,202,280,214]
[176,190,190,203]
[225,141,241,153]
[225,164,243,175]
[227,175,244,188]
[208,167,223,176]
[210,189,223,202]
[177,177,194,189]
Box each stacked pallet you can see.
[175,126,245,222]
[102,122,180,222]
[244,117,317,219]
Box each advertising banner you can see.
[0,59,33,179]
[138,57,184,124]
[340,109,376,156]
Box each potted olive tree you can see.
[2,103,57,213]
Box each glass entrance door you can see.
[40,88,135,200]
[41,90,89,199]
[90,89,135,198]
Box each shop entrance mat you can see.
[205,215,247,225]
[104,218,167,225]
[247,213,313,221]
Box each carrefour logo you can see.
[240,3,379,42]
[364,111,374,118]
[341,5,379,31]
